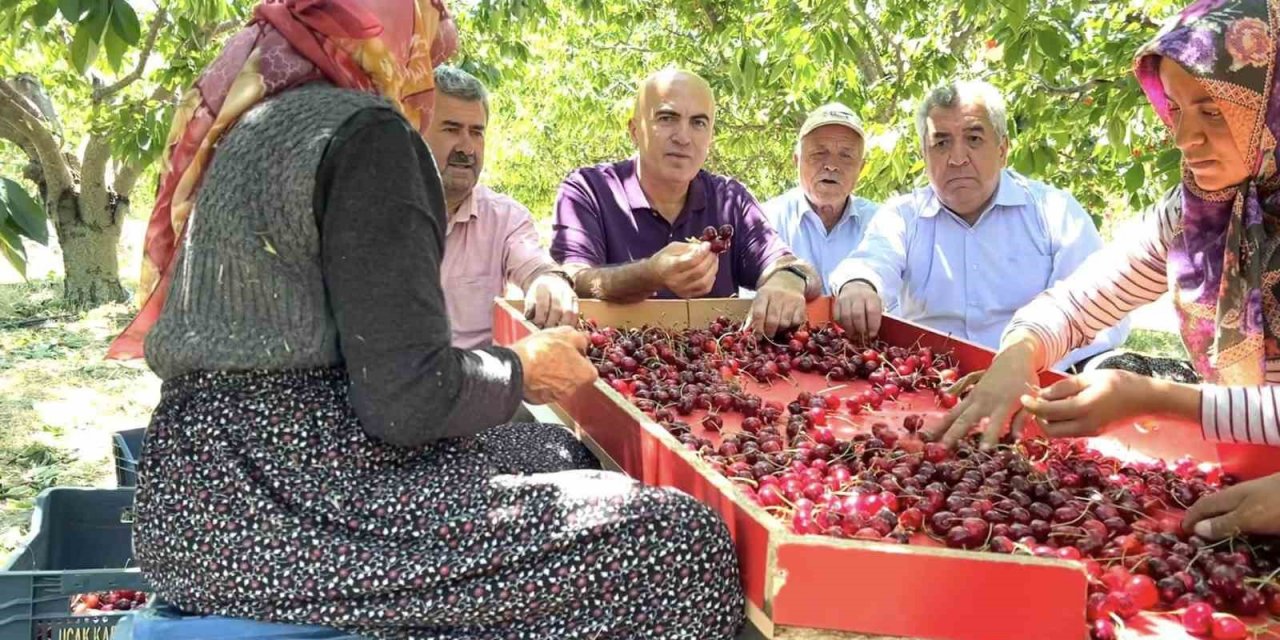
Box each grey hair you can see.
[915,80,1008,150]
[433,65,490,119]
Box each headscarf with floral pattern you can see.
[107,0,458,360]
[1135,0,1280,384]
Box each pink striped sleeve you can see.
[1004,195,1177,366]
[1200,386,1280,446]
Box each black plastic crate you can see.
[1,488,148,640]
[111,429,144,489]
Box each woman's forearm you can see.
[1139,378,1203,425]
[998,328,1051,373]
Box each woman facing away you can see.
[107,0,745,637]
[931,0,1280,542]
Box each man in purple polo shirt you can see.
[552,69,820,335]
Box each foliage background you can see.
[456,0,1185,227]
[1,0,1185,248]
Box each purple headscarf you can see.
[1135,0,1280,384]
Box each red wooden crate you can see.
[493,297,1279,640]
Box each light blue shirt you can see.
[762,188,880,295]
[831,169,1130,371]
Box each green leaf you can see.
[109,0,139,45]
[68,0,109,72]
[1036,28,1063,60]
[1124,163,1145,191]
[84,0,109,33]
[1005,0,1028,28]
[1035,145,1056,172]
[103,18,127,71]
[1003,32,1026,67]
[0,219,27,277]
[70,20,99,72]
[1011,146,1033,175]
[1107,115,1127,158]
[0,178,48,244]
[58,0,81,21]
[28,0,56,26]
[1156,147,1182,175]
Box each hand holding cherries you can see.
[696,224,734,254]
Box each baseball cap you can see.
[797,102,866,142]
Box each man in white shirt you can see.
[831,80,1130,371]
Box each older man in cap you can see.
[763,103,879,295]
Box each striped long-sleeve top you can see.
[1004,190,1280,447]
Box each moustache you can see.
[447,151,476,168]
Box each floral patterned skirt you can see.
[133,367,744,639]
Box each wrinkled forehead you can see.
[433,91,484,117]
[926,100,995,135]
[637,74,716,119]
[802,125,864,150]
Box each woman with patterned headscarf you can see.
[933,0,1280,540]
[109,0,744,636]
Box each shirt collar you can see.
[621,157,707,216]
[800,190,863,228]
[446,188,479,235]
[921,169,1026,219]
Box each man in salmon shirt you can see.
[425,65,578,349]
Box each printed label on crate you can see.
[38,617,120,640]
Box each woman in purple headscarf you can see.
[934,0,1280,540]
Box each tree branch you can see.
[947,20,980,55]
[80,134,112,226]
[93,7,168,103]
[1124,11,1161,31]
[848,6,904,82]
[113,158,145,198]
[0,118,31,151]
[0,78,74,195]
[2,79,45,122]
[203,19,239,41]
[1036,76,1118,95]
[846,33,886,83]
[577,39,660,57]
[11,74,63,135]
[689,0,718,30]
[0,118,44,189]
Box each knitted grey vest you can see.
[145,84,395,380]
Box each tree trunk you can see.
[2,77,136,310]
[51,187,127,309]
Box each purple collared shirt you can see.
[551,158,792,298]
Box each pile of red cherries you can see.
[583,318,1280,639]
